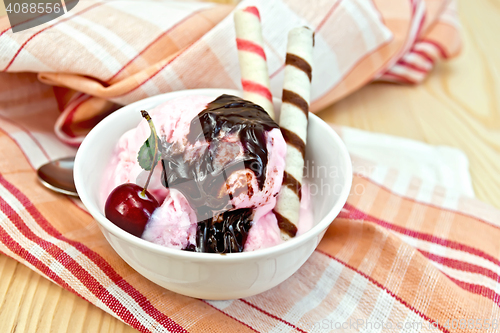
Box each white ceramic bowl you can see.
[74,88,352,300]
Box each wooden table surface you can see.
[1,0,499,332]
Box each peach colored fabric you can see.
[3,120,500,332]
[0,0,460,145]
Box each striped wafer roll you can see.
[273,27,314,240]
[234,6,275,120]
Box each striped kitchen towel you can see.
[0,0,461,145]
[2,116,500,333]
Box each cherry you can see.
[105,183,160,237]
[104,110,161,238]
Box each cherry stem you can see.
[140,110,159,196]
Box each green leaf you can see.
[137,132,160,171]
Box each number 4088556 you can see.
[6,2,62,14]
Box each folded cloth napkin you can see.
[3,120,500,332]
[338,126,475,198]
[0,0,461,145]
[6,1,500,333]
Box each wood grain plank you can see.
[0,257,138,333]
[318,0,500,208]
[0,0,499,332]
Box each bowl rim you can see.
[74,88,353,262]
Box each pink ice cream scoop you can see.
[141,188,197,250]
[103,94,311,253]
[101,95,213,204]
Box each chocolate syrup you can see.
[196,209,253,253]
[187,94,278,189]
[160,94,279,253]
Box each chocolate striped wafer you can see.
[273,26,314,240]
[233,6,275,120]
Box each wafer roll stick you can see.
[273,27,314,240]
[234,6,275,120]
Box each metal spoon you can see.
[36,157,78,197]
